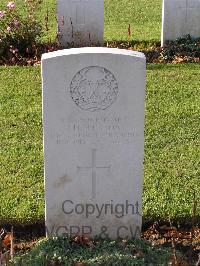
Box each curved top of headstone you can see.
[42,47,146,61]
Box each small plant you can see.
[160,35,200,63]
[0,1,43,62]
[13,235,172,265]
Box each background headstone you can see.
[57,0,104,47]
[42,47,146,239]
[161,0,200,46]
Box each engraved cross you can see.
[186,0,189,22]
[77,149,111,199]
[181,0,197,23]
[72,0,87,24]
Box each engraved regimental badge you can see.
[70,66,119,112]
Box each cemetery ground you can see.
[1,63,200,223]
[0,0,200,265]
[0,0,162,43]
[1,64,200,264]
[0,0,200,65]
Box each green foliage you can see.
[14,236,171,265]
[0,1,43,58]
[0,0,57,43]
[160,35,200,62]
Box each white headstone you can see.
[42,47,146,239]
[161,0,200,46]
[57,0,104,47]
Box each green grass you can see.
[0,64,199,225]
[0,66,44,224]
[104,0,162,42]
[143,64,200,221]
[0,0,162,43]
[14,236,171,265]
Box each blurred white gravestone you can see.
[42,47,146,239]
[161,0,200,46]
[57,0,104,47]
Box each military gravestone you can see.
[42,47,146,239]
[161,0,200,46]
[57,0,104,47]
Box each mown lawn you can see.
[0,64,199,225]
[0,66,44,224]
[0,0,162,42]
[143,64,200,222]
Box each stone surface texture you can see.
[57,0,104,47]
[161,0,200,46]
[42,47,146,239]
